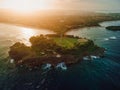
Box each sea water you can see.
[0,21,120,90]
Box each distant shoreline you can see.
[1,19,120,33]
[106,26,120,31]
[0,13,120,34]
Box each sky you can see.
[0,0,120,12]
[54,0,120,12]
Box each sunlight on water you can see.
[0,23,54,47]
[20,27,36,40]
[19,27,55,45]
[19,27,37,45]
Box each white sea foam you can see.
[104,38,109,41]
[56,62,67,70]
[109,36,117,40]
[90,55,100,59]
[42,63,51,70]
[83,55,100,61]
[83,56,91,60]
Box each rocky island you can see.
[9,34,105,69]
[106,26,120,31]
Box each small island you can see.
[106,26,120,31]
[9,34,105,69]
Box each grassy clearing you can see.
[53,37,88,49]
[77,38,88,45]
[53,37,77,49]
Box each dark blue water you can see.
[0,21,120,90]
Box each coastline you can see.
[2,15,120,70]
[1,13,120,34]
[0,19,117,34]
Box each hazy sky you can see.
[0,0,120,12]
[54,0,120,11]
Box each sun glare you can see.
[0,0,51,13]
[20,27,36,41]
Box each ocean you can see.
[0,21,120,90]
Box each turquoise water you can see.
[0,21,120,90]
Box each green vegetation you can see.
[29,35,59,55]
[9,35,105,68]
[53,37,78,49]
[9,42,34,61]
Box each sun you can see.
[0,0,51,13]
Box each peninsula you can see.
[106,26,120,31]
[9,34,105,69]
